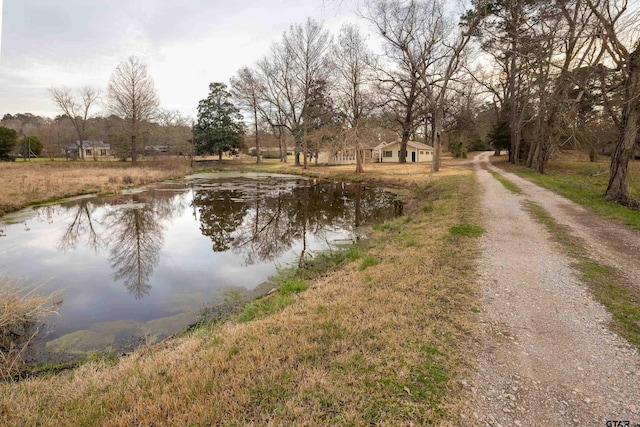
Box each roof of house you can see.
[376,140,434,150]
[66,141,110,149]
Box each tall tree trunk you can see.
[507,0,521,165]
[399,129,409,164]
[534,70,572,174]
[254,107,261,164]
[431,109,442,172]
[355,144,364,173]
[354,124,364,173]
[303,124,308,169]
[294,130,301,166]
[605,47,640,208]
[131,135,137,166]
[279,128,286,162]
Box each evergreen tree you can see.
[0,126,18,160]
[195,83,245,161]
[20,136,44,158]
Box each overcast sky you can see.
[0,0,360,120]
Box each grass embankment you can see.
[0,157,194,216]
[491,153,640,229]
[0,162,483,426]
[488,152,640,352]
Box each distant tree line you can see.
[3,0,640,206]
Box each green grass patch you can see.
[449,223,484,238]
[248,372,292,412]
[277,279,309,294]
[296,246,363,280]
[345,247,362,261]
[372,221,401,232]
[405,345,449,410]
[359,255,379,271]
[27,196,66,207]
[237,294,296,323]
[422,203,434,213]
[525,200,640,350]
[399,232,419,247]
[489,171,522,194]
[237,279,308,323]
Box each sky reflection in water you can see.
[0,173,402,361]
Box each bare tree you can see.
[49,86,100,160]
[283,18,332,169]
[257,41,303,164]
[332,24,374,173]
[156,109,193,156]
[586,0,640,207]
[106,56,159,166]
[529,0,603,173]
[231,67,266,164]
[420,0,486,172]
[363,0,431,164]
[256,19,331,169]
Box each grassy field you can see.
[491,151,640,229]
[0,157,194,216]
[0,159,483,425]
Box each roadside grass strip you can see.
[489,170,523,194]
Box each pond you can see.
[0,172,403,362]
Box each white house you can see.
[65,141,111,158]
[316,147,376,165]
[374,140,434,163]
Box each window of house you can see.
[86,149,92,156]
[420,151,424,155]
[383,151,393,158]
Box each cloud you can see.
[0,0,359,118]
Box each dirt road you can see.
[467,152,640,426]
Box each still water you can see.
[0,172,403,362]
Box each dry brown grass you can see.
[0,279,62,381]
[0,159,482,425]
[0,158,193,216]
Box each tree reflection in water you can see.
[192,177,403,266]
[56,190,186,299]
[102,192,185,299]
[52,177,401,299]
[56,199,107,253]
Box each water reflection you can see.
[53,191,186,299]
[57,200,102,252]
[29,177,402,299]
[192,177,403,266]
[1,174,402,361]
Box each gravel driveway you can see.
[467,151,640,426]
